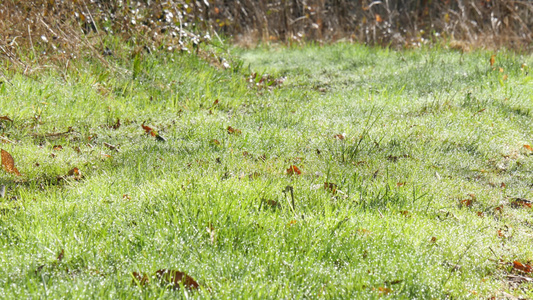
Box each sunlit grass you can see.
[0,43,532,298]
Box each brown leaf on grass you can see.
[53,145,63,151]
[460,199,473,207]
[132,272,149,286]
[324,182,337,194]
[396,182,406,187]
[400,210,411,217]
[265,199,279,207]
[477,211,484,217]
[57,249,64,262]
[334,134,345,140]
[141,122,158,136]
[374,286,391,295]
[155,269,199,290]
[503,74,508,81]
[510,198,532,208]
[103,142,119,152]
[286,165,302,175]
[490,54,496,66]
[212,99,219,106]
[211,139,221,145]
[430,237,437,243]
[513,261,533,273]
[67,167,80,177]
[112,118,121,130]
[524,144,533,152]
[1,149,21,176]
[227,126,241,135]
[0,116,13,122]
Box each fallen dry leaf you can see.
[334,134,345,140]
[510,198,532,208]
[112,118,121,130]
[227,126,241,135]
[103,142,119,152]
[513,261,533,273]
[57,249,64,262]
[265,199,279,207]
[324,182,337,194]
[287,165,302,175]
[52,145,63,151]
[524,144,533,152]
[1,149,21,176]
[490,54,496,66]
[0,116,13,122]
[155,269,200,290]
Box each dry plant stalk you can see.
[0,0,531,71]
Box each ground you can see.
[0,43,532,298]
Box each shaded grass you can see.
[0,43,532,298]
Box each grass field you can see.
[1,42,533,299]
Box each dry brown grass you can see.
[0,0,531,72]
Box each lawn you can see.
[0,42,532,299]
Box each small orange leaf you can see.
[288,220,297,226]
[490,55,496,66]
[499,67,504,73]
[123,194,131,200]
[375,14,383,22]
[513,261,533,273]
[211,139,221,145]
[227,126,241,134]
[53,145,63,151]
[400,210,410,217]
[1,149,21,176]
[334,134,345,140]
[324,182,337,194]
[524,144,533,151]
[67,167,80,176]
[287,165,302,175]
[155,269,199,290]
[376,287,391,295]
[511,198,532,208]
[460,199,473,207]
[502,74,508,81]
[141,123,154,134]
[396,182,406,187]
[265,199,279,207]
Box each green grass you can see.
[0,42,533,299]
